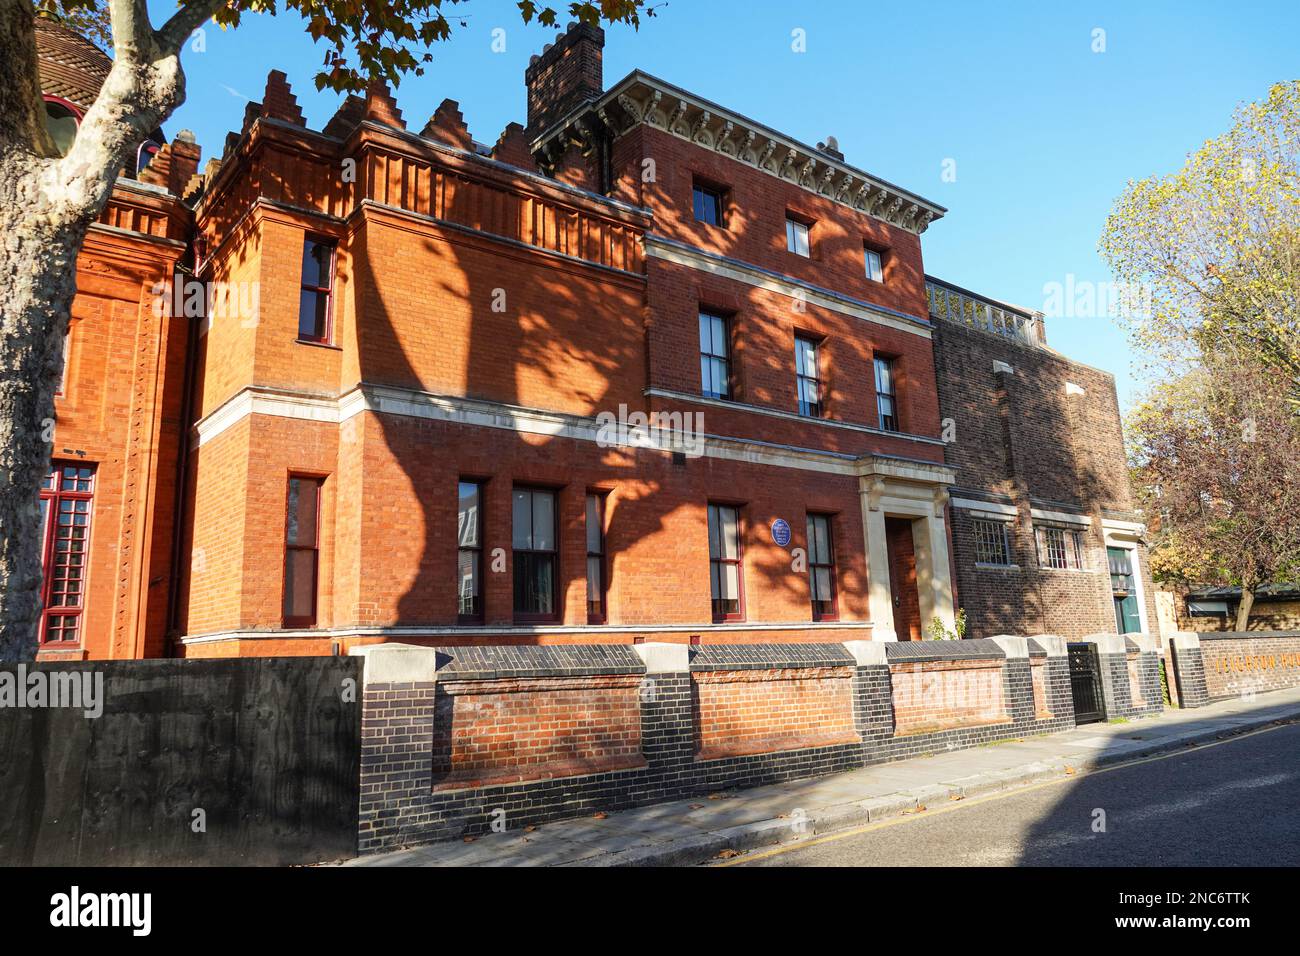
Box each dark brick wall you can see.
[932,319,1157,640]
[356,641,1077,853]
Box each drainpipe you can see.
[163,247,203,658]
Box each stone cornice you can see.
[534,71,946,236]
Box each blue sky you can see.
[153,0,1300,410]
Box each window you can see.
[42,96,81,157]
[693,182,726,227]
[795,335,823,417]
[1108,546,1141,633]
[1035,526,1084,570]
[806,513,837,620]
[283,476,322,627]
[457,480,484,622]
[38,463,95,646]
[586,492,608,624]
[707,503,743,622]
[513,487,558,620]
[699,310,731,400]
[786,217,811,257]
[298,238,335,343]
[972,518,1012,566]
[874,356,899,431]
[864,248,884,283]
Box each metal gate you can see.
[1067,643,1105,724]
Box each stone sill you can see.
[431,754,647,792]
[694,731,860,762]
[893,716,1012,737]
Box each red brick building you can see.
[36,18,1152,660]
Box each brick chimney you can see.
[525,21,605,137]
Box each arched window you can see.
[137,138,162,174]
[42,96,81,156]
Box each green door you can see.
[1108,547,1141,633]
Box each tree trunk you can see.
[1234,586,1256,632]
[0,0,199,660]
[0,159,89,661]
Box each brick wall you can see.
[933,319,1156,640]
[692,666,858,758]
[1198,632,1300,699]
[354,637,1077,852]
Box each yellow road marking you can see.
[714,720,1293,867]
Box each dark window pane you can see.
[286,478,319,546]
[457,549,481,617]
[514,553,555,616]
[283,548,317,621]
[458,482,481,547]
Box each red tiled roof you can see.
[35,15,111,111]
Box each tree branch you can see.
[156,0,224,54]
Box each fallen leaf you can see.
[715,848,740,859]
[707,793,724,801]
[949,794,964,801]
[688,803,704,810]
[1064,766,1076,775]
[916,805,927,813]
[462,836,476,844]
[593,812,608,820]
[524,825,537,833]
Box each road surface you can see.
[725,722,1300,866]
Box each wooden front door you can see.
[885,517,922,641]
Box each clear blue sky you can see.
[153,0,1300,410]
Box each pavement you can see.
[344,685,1300,867]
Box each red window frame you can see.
[586,491,609,624]
[708,502,745,623]
[38,462,95,647]
[298,237,336,344]
[512,486,560,623]
[806,512,838,621]
[457,479,485,624]
[282,475,323,627]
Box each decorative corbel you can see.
[690,110,713,144]
[866,477,887,512]
[835,174,856,204]
[779,148,799,180]
[798,157,817,186]
[916,210,934,233]
[932,486,949,518]
[715,120,736,155]
[738,129,757,163]
[667,97,688,135]
[818,165,837,195]
[617,93,644,123]
[757,139,778,171]
[883,195,904,223]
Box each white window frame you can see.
[864,248,884,282]
[786,218,811,257]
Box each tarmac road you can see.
[725,722,1300,867]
